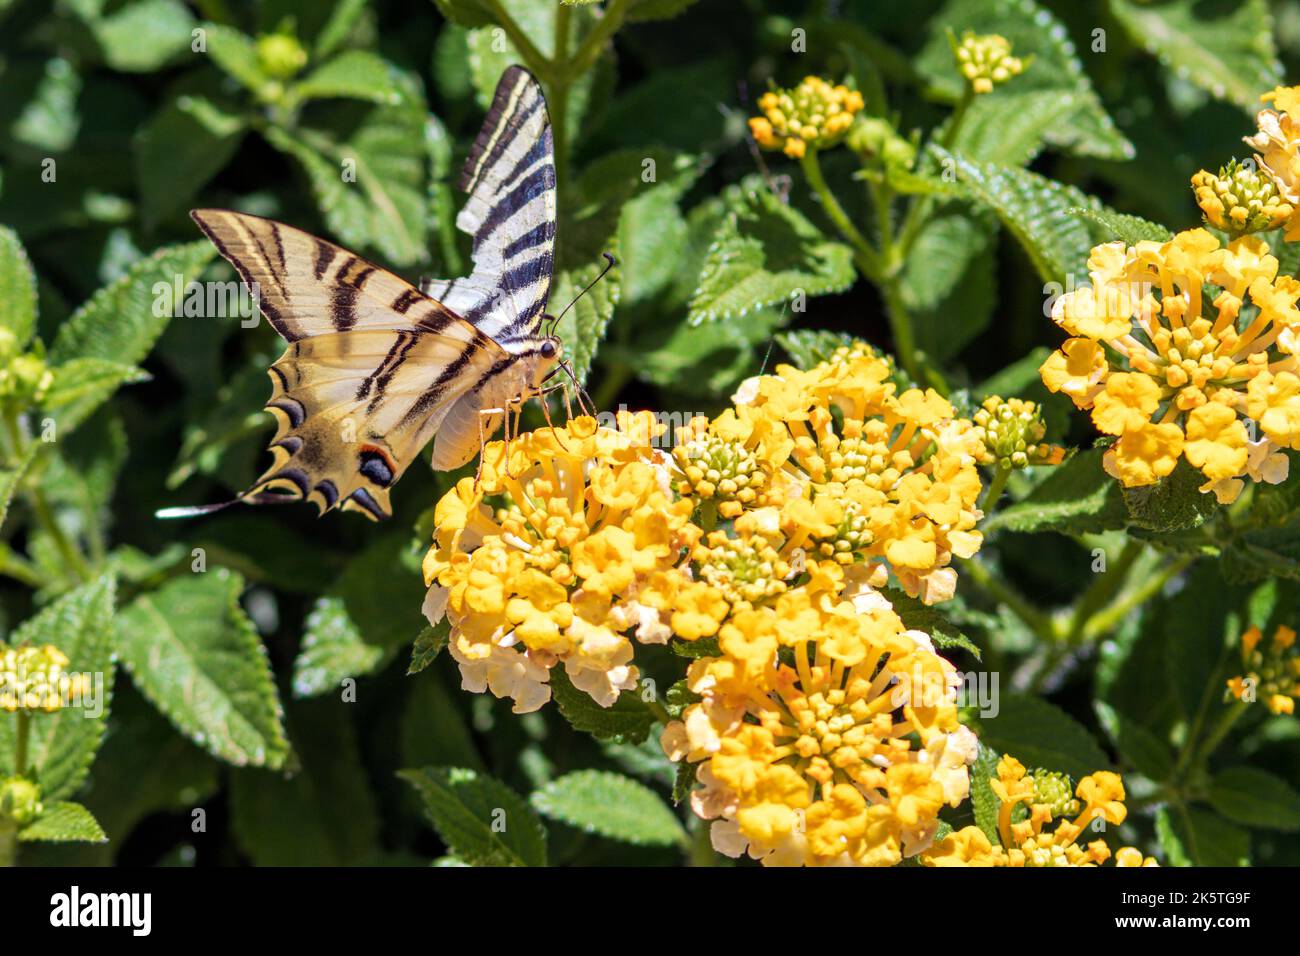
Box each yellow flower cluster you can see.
[1040,229,1298,502]
[421,344,989,714]
[422,413,699,713]
[1245,85,1300,242]
[1227,624,1299,715]
[923,756,1158,867]
[1192,160,1292,236]
[971,395,1065,471]
[662,591,977,866]
[749,76,864,159]
[0,644,87,713]
[733,344,985,604]
[951,31,1025,95]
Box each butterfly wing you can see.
[421,65,557,344]
[191,208,507,520]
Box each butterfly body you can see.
[175,66,562,522]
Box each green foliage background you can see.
[0,0,1299,865]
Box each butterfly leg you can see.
[474,407,507,488]
[537,385,573,453]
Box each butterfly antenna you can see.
[546,253,617,337]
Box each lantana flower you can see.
[1040,228,1298,502]
[1246,85,1300,241]
[735,344,985,603]
[922,756,1158,867]
[661,596,977,867]
[1192,159,1292,236]
[1226,624,1300,715]
[748,75,864,159]
[971,395,1065,471]
[422,413,699,713]
[0,644,88,713]
[951,31,1026,95]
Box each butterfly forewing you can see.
[191,209,508,520]
[421,65,557,344]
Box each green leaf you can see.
[531,771,686,846]
[1109,0,1281,112]
[969,743,1002,845]
[8,57,81,154]
[1154,806,1191,866]
[688,178,855,325]
[982,448,1128,535]
[41,358,148,434]
[115,568,289,768]
[315,0,370,58]
[1163,562,1235,722]
[402,672,484,772]
[70,0,196,73]
[400,766,547,866]
[0,575,116,800]
[936,148,1106,284]
[974,694,1109,779]
[617,158,699,306]
[199,23,269,96]
[293,50,404,105]
[672,761,697,805]
[264,72,428,267]
[323,533,427,648]
[432,0,494,28]
[1221,519,1300,583]
[49,240,216,367]
[65,683,218,860]
[1068,207,1173,245]
[135,95,246,226]
[1163,804,1250,866]
[292,596,391,699]
[0,445,36,533]
[1094,701,1174,782]
[917,0,1132,159]
[974,347,1051,398]
[899,203,997,362]
[1122,459,1218,532]
[0,225,37,347]
[408,621,449,676]
[230,698,381,864]
[1206,766,1300,831]
[627,0,700,20]
[549,667,656,744]
[18,802,106,843]
[951,89,1084,167]
[551,255,621,383]
[883,588,981,660]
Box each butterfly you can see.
[165,66,574,522]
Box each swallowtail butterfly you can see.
[165,66,568,521]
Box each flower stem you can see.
[13,710,29,777]
[895,87,974,262]
[979,465,1011,513]
[964,557,1059,645]
[1080,554,1195,642]
[0,819,16,868]
[799,150,929,384]
[1063,539,1143,645]
[2,409,92,583]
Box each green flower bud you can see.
[256,33,308,81]
[0,776,43,826]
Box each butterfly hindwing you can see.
[192,209,509,520]
[421,65,557,344]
